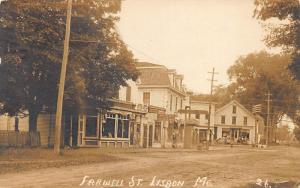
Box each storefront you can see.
[76,100,147,148]
[219,127,253,144]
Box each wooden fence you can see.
[0,131,40,147]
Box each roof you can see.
[137,65,171,86]
[215,100,254,117]
[177,109,208,115]
[136,62,165,68]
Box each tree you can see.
[276,125,291,143]
[227,51,300,140]
[254,0,300,79]
[0,0,138,132]
[191,85,235,108]
[294,127,300,142]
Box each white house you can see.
[214,100,257,144]
[136,62,187,114]
[136,62,188,148]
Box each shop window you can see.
[232,116,236,125]
[143,92,150,105]
[222,128,230,137]
[221,115,225,124]
[85,116,97,137]
[154,122,161,142]
[117,114,129,138]
[102,114,116,138]
[241,129,250,139]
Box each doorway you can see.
[149,125,153,147]
[143,125,148,148]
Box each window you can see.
[102,113,129,139]
[205,114,209,120]
[154,122,161,142]
[175,97,178,111]
[195,113,200,119]
[143,92,150,105]
[114,90,119,99]
[232,116,236,125]
[117,114,129,138]
[221,116,225,124]
[244,117,247,125]
[86,116,98,137]
[126,86,131,102]
[170,95,173,111]
[14,117,19,131]
[233,105,237,114]
[102,113,116,138]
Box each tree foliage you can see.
[276,125,291,142]
[227,51,300,125]
[294,127,300,142]
[0,0,138,131]
[254,0,300,79]
[191,85,235,108]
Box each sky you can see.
[117,0,268,94]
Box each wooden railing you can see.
[0,131,40,147]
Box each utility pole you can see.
[265,92,272,146]
[54,0,73,155]
[207,68,218,149]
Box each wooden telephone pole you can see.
[207,68,218,148]
[54,0,73,155]
[265,92,272,146]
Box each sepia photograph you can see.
[0,0,300,187]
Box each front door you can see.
[143,125,148,148]
[129,122,134,145]
[85,115,98,138]
[78,115,85,146]
[149,125,153,147]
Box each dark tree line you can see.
[0,0,139,131]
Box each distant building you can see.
[214,100,262,144]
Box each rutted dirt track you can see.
[0,146,300,188]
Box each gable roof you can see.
[215,100,254,117]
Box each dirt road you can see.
[0,146,299,188]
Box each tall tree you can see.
[254,0,300,79]
[227,51,300,128]
[0,0,138,131]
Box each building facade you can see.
[214,100,257,144]
[136,62,188,148]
